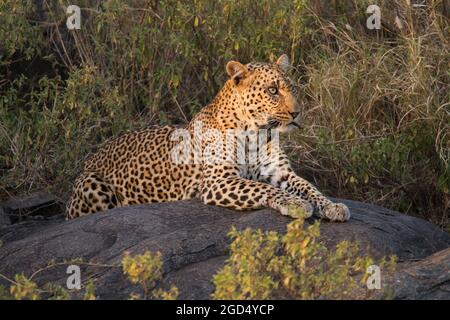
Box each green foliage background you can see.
[0,0,448,226]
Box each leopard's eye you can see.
[267,86,278,95]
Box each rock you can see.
[0,207,11,227]
[393,248,450,300]
[0,199,449,299]
[1,191,63,223]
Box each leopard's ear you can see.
[276,54,290,72]
[226,61,248,85]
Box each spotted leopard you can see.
[66,54,350,222]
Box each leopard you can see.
[65,54,350,222]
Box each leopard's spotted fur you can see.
[66,55,350,222]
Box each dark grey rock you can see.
[0,207,10,227]
[393,248,450,300]
[1,191,63,223]
[0,199,448,299]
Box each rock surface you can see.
[0,207,10,227]
[393,248,450,299]
[0,198,449,299]
[0,191,62,223]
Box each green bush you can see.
[122,251,179,300]
[212,217,397,299]
[0,251,177,300]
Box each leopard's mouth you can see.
[258,118,301,131]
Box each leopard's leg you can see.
[277,170,350,222]
[65,171,122,220]
[200,164,313,219]
[256,145,350,222]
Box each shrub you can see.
[0,273,73,300]
[212,217,397,299]
[122,250,179,300]
[9,274,41,300]
[0,251,178,300]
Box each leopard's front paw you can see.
[321,203,351,222]
[281,198,314,219]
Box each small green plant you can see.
[0,285,12,300]
[0,272,96,300]
[0,253,178,300]
[212,217,397,300]
[9,274,40,300]
[122,251,179,300]
[83,280,97,300]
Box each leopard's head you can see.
[225,54,301,132]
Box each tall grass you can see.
[0,0,448,226]
[287,1,449,225]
